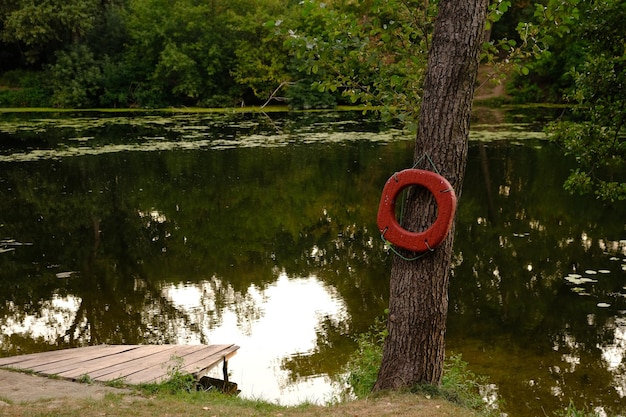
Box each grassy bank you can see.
[0,376,605,417]
[0,388,481,417]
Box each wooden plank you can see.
[0,344,239,386]
[181,345,239,376]
[119,346,223,384]
[176,344,232,368]
[16,345,132,370]
[0,345,104,368]
[29,345,140,374]
[122,345,238,384]
[55,345,174,380]
[165,344,238,377]
[86,345,199,382]
[30,345,141,374]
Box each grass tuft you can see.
[556,400,600,417]
[104,377,128,388]
[76,374,94,385]
[138,355,197,395]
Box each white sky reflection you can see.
[162,272,348,405]
[1,294,82,343]
[600,317,626,397]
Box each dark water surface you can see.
[0,109,624,416]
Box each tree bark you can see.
[373,0,489,391]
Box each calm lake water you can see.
[0,108,625,416]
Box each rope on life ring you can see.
[376,169,457,253]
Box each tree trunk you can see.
[373,0,489,391]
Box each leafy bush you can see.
[280,0,432,119]
[285,79,338,110]
[437,354,495,412]
[48,45,103,108]
[0,70,51,107]
[518,0,626,202]
[341,316,499,415]
[341,317,387,399]
[98,58,134,108]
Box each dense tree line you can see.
[0,0,293,108]
[0,0,512,112]
[0,1,620,109]
[0,0,552,110]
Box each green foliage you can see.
[548,118,625,202]
[280,0,434,121]
[0,70,51,107]
[437,354,496,414]
[0,0,103,65]
[122,0,293,107]
[0,0,296,107]
[229,0,293,104]
[341,316,498,415]
[341,316,387,399]
[104,377,128,389]
[140,356,196,395]
[123,0,218,106]
[98,58,136,108]
[77,374,94,384]
[3,0,620,137]
[518,0,626,202]
[506,1,583,102]
[490,0,535,41]
[0,0,510,111]
[48,45,103,108]
[286,78,338,110]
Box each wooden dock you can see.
[0,344,239,385]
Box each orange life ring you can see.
[377,169,457,252]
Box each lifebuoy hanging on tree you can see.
[377,169,457,253]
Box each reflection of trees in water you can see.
[155,276,264,342]
[0,138,395,357]
[280,314,353,384]
[448,142,626,416]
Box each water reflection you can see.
[449,138,626,415]
[0,110,625,415]
[2,294,81,344]
[180,274,348,404]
